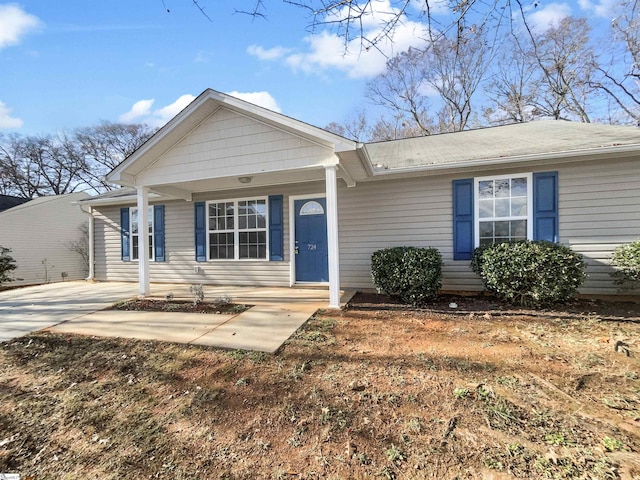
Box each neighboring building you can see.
[80,89,640,307]
[0,193,89,286]
[0,195,30,213]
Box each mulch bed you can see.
[109,299,250,314]
[348,291,640,321]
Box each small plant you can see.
[471,241,586,307]
[189,284,204,305]
[545,432,575,447]
[371,246,443,306]
[0,246,17,285]
[212,294,232,306]
[453,387,471,399]
[610,240,640,288]
[385,443,406,464]
[602,436,625,452]
[235,377,250,386]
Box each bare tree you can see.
[366,47,436,136]
[73,122,156,193]
[0,122,155,198]
[366,26,491,136]
[484,42,538,125]
[524,17,597,122]
[591,0,640,123]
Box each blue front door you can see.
[294,198,328,282]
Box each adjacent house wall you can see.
[93,155,640,296]
[0,193,89,286]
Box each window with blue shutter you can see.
[194,202,206,262]
[533,171,559,243]
[154,205,165,262]
[120,207,130,261]
[452,179,474,260]
[269,195,284,261]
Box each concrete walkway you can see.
[1,281,355,352]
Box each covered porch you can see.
[83,89,370,309]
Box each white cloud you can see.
[527,3,572,33]
[578,0,618,17]
[0,4,41,49]
[0,100,23,129]
[249,0,431,79]
[226,91,281,112]
[194,50,212,63]
[119,94,195,127]
[247,44,292,61]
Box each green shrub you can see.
[0,246,17,285]
[371,247,442,306]
[471,241,586,307]
[610,240,640,287]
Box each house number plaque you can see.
[307,244,317,250]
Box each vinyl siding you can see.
[136,108,337,186]
[94,183,323,286]
[337,157,640,295]
[94,156,639,296]
[0,193,89,286]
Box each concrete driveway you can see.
[0,281,354,352]
[0,281,138,342]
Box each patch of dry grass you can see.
[0,299,639,479]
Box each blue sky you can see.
[0,0,619,135]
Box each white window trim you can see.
[206,196,270,261]
[474,172,533,248]
[131,206,154,262]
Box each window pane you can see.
[479,221,493,238]
[479,199,493,218]
[494,221,510,237]
[495,198,510,217]
[238,231,266,259]
[131,209,139,234]
[511,197,527,216]
[511,220,527,237]
[511,177,527,197]
[209,232,234,259]
[132,236,139,260]
[495,179,510,198]
[478,180,493,199]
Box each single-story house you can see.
[0,192,90,286]
[80,89,640,307]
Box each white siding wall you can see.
[338,157,640,295]
[0,193,89,286]
[94,156,640,296]
[94,183,322,286]
[137,108,337,186]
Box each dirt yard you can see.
[0,293,639,479]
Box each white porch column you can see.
[137,186,150,297]
[325,165,341,309]
[87,206,95,280]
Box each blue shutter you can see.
[533,171,559,243]
[452,179,474,260]
[269,195,284,261]
[194,202,206,262]
[120,207,130,262]
[153,205,165,262]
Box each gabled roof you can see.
[364,121,640,172]
[0,195,30,212]
[108,89,356,185]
